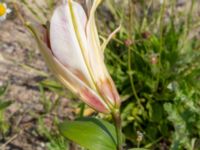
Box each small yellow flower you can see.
[0,3,11,21]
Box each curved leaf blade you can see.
[59,117,117,150]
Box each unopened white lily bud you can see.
[28,0,121,113]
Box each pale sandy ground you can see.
[0,12,73,150]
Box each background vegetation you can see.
[0,0,200,149]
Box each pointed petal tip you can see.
[98,78,121,108]
[81,88,110,113]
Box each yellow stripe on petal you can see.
[86,0,121,107]
[26,23,110,113]
[68,0,98,90]
[50,2,94,88]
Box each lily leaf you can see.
[59,117,117,150]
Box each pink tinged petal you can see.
[98,79,121,108]
[54,60,110,113]
[86,0,121,106]
[50,0,120,109]
[81,88,109,113]
[55,63,109,113]
[27,23,110,114]
[50,2,92,86]
[67,0,101,91]
[86,0,110,81]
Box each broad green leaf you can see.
[77,117,117,143]
[59,117,117,150]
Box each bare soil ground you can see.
[0,17,46,150]
[0,16,74,150]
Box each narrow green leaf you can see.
[0,85,7,96]
[59,117,117,150]
[40,79,63,90]
[0,101,12,111]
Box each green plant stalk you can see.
[155,0,166,90]
[127,1,141,107]
[128,47,141,106]
[180,0,195,50]
[112,109,122,150]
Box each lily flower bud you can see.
[27,0,120,113]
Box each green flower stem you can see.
[128,47,141,107]
[112,109,122,150]
[156,0,166,91]
[127,1,141,107]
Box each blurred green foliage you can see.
[103,0,200,149]
[0,84,12,138]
